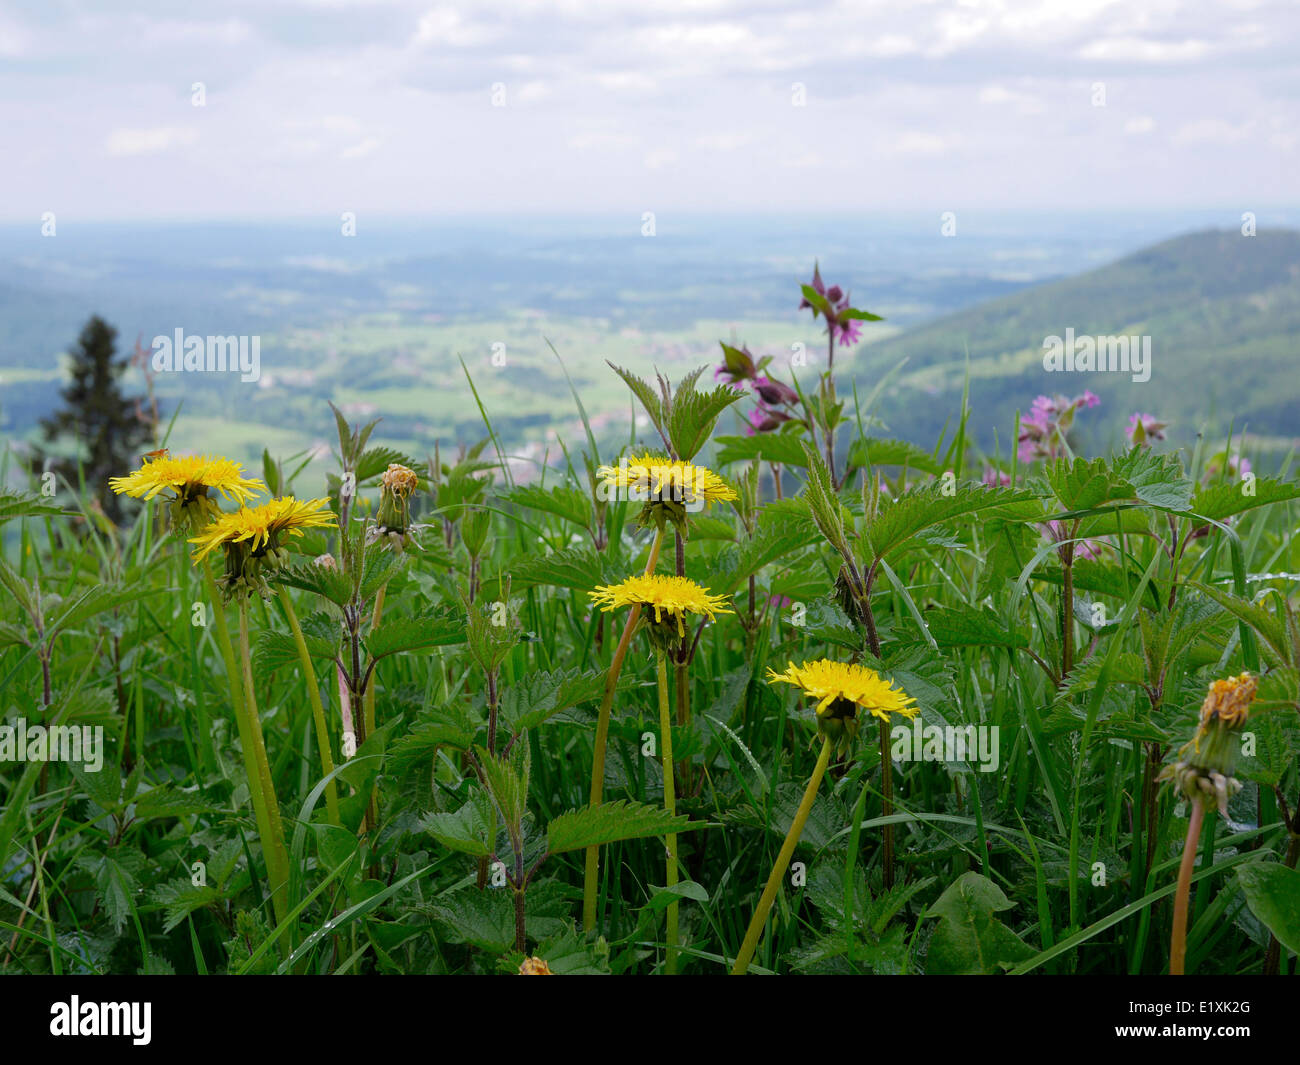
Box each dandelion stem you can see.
[1169,798,1205,975]
[203,564,260,818]
[732,735,833,975]
[673,528,691,793]
[238,599,293,946]
[278,588,340,827]
[657,653,679,973]
[879,716,895,890]
[582,526,665,932]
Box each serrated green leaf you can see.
[423,792,495,858]
[714,431,811,468]
[501,483,592,529]
[864,483,1037,568]
[498,667,606,733]
[668,382,744,461]
[429,888,516,953]
[545,800,693,855]
[1190,477,1300,523]
[0,488,65,523]
[364,609,466,659]
[924,605,1028,650]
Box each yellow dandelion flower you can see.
[109,453,265,530]
[589,574,732,640]
[518,956,554,975]
[189,497,336,599]
[767,659,918,723]
[189,496,336,563]
[598,453,737,507]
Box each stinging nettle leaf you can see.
[545,800,693,855]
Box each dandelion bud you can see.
[376,463,419,540]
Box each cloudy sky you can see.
[2,0,1296,220]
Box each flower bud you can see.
[376,463,419,538]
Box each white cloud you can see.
[887,131,951,156]
[1078,37,1210,62]
[978,85,1045,115]
[105,127,198,157]
[414,7,497,47]
[695,132,752,150]
[1171,118,1253,145]
[0,14,34,57]
[4,0,1297,216]
[341,137,382,159]
[644,148,679,169]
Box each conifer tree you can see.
[41,315,151,522]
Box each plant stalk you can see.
[1169,799,1205,975]
[278,588,340,827]
[657,653,679,973]
[582,526,665,931]
[238,600,293,943]
[732,736,833,975]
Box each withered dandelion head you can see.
[109,453,265,532]
[189,496,336,600]
[767,659,917,749]
[381,463,419,498]
[1160,672,1257,814]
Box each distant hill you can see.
[857,228,1300,457]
